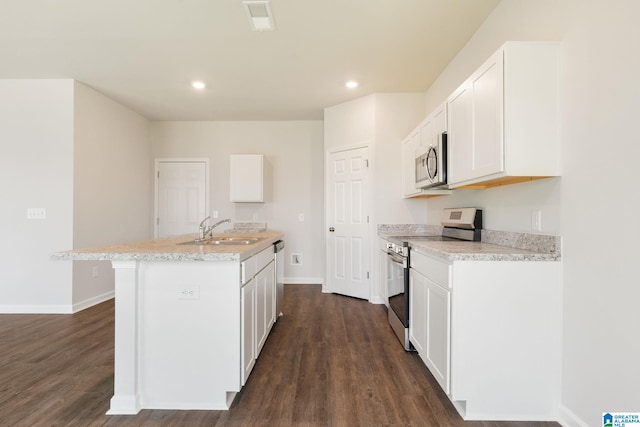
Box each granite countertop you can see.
[51,231,283,262]
[378,225,560,262]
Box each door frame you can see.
[154,158,210,238]
[324,143,373,299]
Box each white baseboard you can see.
[0,304,73,314]
[284,277,323,285]
[558,404,589,427]
[0,291,115,314]
[72,290,115,313]
[369,296,385,305]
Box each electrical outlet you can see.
[212,210,219,218]
[27,208,46,219]
[92,266,99,278]
[291,253,303,265]
[178,286,200,300]
[531,210,542,232]
[298,213,304,222]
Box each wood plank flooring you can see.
[0,284,560,427]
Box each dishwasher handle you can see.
[273,240,285,252]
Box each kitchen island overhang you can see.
[52,231,283,415]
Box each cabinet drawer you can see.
[411,252,450,288]
[255,246,274,272]
[241,256,257,284]
[241,246,274,284]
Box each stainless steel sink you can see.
[178,236,264,246]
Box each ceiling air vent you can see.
[242,1,275,31]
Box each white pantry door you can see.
[156,160,208,238]
[326,146,371,300]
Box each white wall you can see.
[323,95,375,151]
[0,79,151,313]
[72,81,151,311]
[150,121,324,283]
[422,1,640,425]
[0,80,75,312]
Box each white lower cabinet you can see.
[409,269,427,355]
[240,247,276,386]
[410,253,451,394]
[241,277,256,385]
[256,260,275,356]
[409,250,561,421]
[424,278,450,395]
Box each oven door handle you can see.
[387,252,408,268]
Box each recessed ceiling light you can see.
[192,81,206,90]
[345,80,359,89]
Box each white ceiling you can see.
[0,0,500,121]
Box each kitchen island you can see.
[52,231,283,415]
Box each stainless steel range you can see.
[386,208,483,351]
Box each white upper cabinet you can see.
[402,102,451,198]
[401,128,422,198]
[419,102,447,153]
[230,154,264,202]
[447,42,560,188]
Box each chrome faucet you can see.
[198,216,231,240]
[198,216,211,240]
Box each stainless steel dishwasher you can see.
[273,240,285,317]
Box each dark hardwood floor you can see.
[0,284,560,427]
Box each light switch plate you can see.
[531,210,542,231]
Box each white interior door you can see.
[156,160,208,238]
[326,146,370,300]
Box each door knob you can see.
[329,227,335,232]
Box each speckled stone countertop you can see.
[378,224,560,262]
[51,231,283,262]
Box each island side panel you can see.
[137,260,241,410]
[107,260,141,415]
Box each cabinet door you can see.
[401,131,420,198]
[447,82,474,184]
[447,51,504,186]
[425,278,451,395]
[264,261,276,335]
[419,116,434,152]
[256,261,275,356]
[471,50,504,179]
[421,103,446,151]
[409,268,428,355]
[230,154,264,202]
[432,103,447,136]
[241,279,256,385]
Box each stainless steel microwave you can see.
[415,132,447,189]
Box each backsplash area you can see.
[378,224,561,256]
[481,230,560,255]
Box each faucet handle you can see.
[199,216,211,228]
